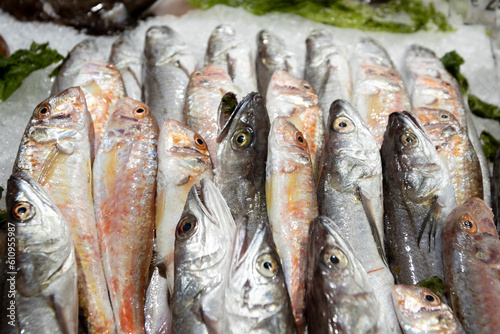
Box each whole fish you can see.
[4,171,78,334]
[93,97,158,334]
[184,64,240,167]
[381,111,456,285]
[205,24,257,97]
[392,284,465,334]
[171,179,235,334]
[51,39,99,94]
[156,119,213,295]
[404,44,490,206]
[305,29,352,127]
[13,87,116,333]
[266,116,318,333]
[317,99,400,333]
[215,92,269,239]
[306,216,388,333]
[493,148,500,232]
[73,61,125,158]
[350,37,411,147]
[109,33,142,100]
[412,107,482,205]
[266,70,324,180]
[225,219,297,333]
[442,197,500,333]
[256,30,300,97]
[143,25,196,124]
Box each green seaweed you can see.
[480,131,500,162]
[417,276,445,298]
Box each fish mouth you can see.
[196,179,235,234]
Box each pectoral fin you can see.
[417,196,442,254]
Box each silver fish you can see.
[306,216,389,333]
[145,266,172,334]
[109,33,142,100]
[143,25,197,124]
[171,179,235,334]
[3,171,78,334]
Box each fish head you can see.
[110,34,139,68]
[266,70,318,108]
[188,64,233,89]
[217,92,269,177]
[145,25,191,67]
[106,97,158,137]
[6,171,71,295]
[27,86,89,144]
[76,62,124,93]
[392,284,460,332]
[383,111,444,201]
[206,24,237,63]
[268,117,311,172]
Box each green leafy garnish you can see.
[440,51,468,95]
[480,131,500,162]
[468,95,500,122]
[417,276,445,298]
[187,0,453,33]
[0,42,64,101]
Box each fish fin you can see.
[417,196,442,253]
[51,294,74,334]
[37,145,69,186]
[358,186,388,266]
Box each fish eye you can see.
[194,134,207,150]
[12,202,35,221]
[106,64,116,70]
[133,106,148,117]
[256,253,279,278]
[232,128,253,150]
[332,116,354,134]
[176,214,198,239]
[303,83,311,90]
[421,290,440,306]
[459,214,477,234]
[195,71,202,76]
[443,81,451,87]
[321,246,347,270]
[400,132,418,147]
[440,113,450,120]
[35,102,52,119]
[295,132,307,147]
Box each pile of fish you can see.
[1,22,500,334]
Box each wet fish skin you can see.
[381,111,456,285]
[143,25,197,124]
[93,97,158,334]
[493,148,500,232]
[392,284,465,334]
[156,119,214,295]
[256,30,299,97]
[266,116,317,333]
[205,24,257,97]
[215,92,270,239]
[13,87,116,333]
[109,33,142,100]
[350,37,411,147]
[4,171,78,334]
[171,179,235,334]
[318,99,400,333]
[442,197,500,333]
[307,216,387,333]
[412,107,482,205]
[184,64,241,167]
[51,39,99,95]
[144,267,172,334]
[305,29,352,127]
[266,70,324,180]
[225,219,297,334]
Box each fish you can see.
[391,284,465,334]
[171,178,235,334]
[109,33,142,100]
[317,99,400,333]
[184,63,241,167]
[412,107,483,205]
[265,116,318,333]
[305,29,352,127]
[441,197,500,333]
[156,118,213,295]
[51,39,100,95]
[93,97,158,334]
[493,148,500,232]
[72,61,125,158]
[205,24,258,97]
[350,37,411,147]
[3,171,78,334]
[215,92,270,239]
[306,216,389,333]
[225,219,297,333]
[144,266,172,334]
[266,69,324,180]
[404,44,491,206]
[381,111,456,285]
[143,25,197,124]
[13,87,116,333]
[256,30,300,97]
